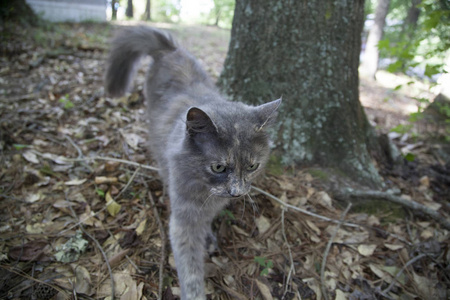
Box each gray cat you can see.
[105,26,280,300]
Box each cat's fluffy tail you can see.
[105,26,176,97]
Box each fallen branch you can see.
[334,189,450,230]
[382,253,427,295]
[251,186,360,228]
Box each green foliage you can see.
[96,188,105,197]
[59,94,74,110]
[13,144,30,150]
[254,256,273,276]
[379,0,449,80]
[219,209,235,224]
[153,0,181,22]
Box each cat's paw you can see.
[205,232,218,256]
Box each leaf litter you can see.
[0,21,449,300]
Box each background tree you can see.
[360,0,391,79]
[126,0,133,18]
[145,0,151,20]
[210,0,235,28]
[219,0,382,187]
[111,0,118,20]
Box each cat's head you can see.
[183,98,281,199]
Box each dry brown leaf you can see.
[72,264,92,295]
[256,215,271,234]
[105,190,121,217]
[65,178,87,186]
[23,150,40,164]
[255,279,273,300]
[357,244,377,257]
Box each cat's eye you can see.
[211,164,226,173]
[247,163,260,171]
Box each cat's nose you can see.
[228,186,245,198]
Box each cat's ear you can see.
[255,97,282,131]
[186,107,218,136]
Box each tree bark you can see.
[360,0,391,79]
[145,0,151,20]
[219,0,382,188]
[111,0,118,20]
[126,0,133,18]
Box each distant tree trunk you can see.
[126,0,133,18]
[360,0,391,79]
[404,0,422,29]
[219,0,382,187]
[145,0,151,20]
[111,0,118,20]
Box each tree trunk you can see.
[219,0,382,188]
[126,0,133,18]
[111,0,118,20]
[404,0,422,30]
[145,0,151,20]
[360,0,391,79]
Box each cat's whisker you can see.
[247,193,260,218]
[241,194,247,220]
[200,191,218,210]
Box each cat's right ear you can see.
[186,107,218,136]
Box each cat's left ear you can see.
[186,107,218,136]
[255,97,282,131]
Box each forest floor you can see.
[0,21,449,300]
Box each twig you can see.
[251,186,360,228]
[116,166,141,199]
[149,192,166,300]
[31,149,160,172]
[67,201,115,300]
[320,203,352,300]
[64,135,83,158]
[335,189,450,230]
[281,207,295,300]
[382,253,427,295]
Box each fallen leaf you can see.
[65,178,87,186]
[256,215,271,235]
[135,219,147,236]
[9,240,49,261]
[335,289,347,300]
[25,192,42,203]
[358,244,377,256]
[23,150,40,164]
[105,190,121,217]
[384,243,404,251]
[255,279,273,300]
[72,264,92,295]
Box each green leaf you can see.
[393,84,402,91]
[96,189,105,197]
[424,64,441,78]
[404,153,415,162]
[377,39,390,50]
[260,268,269,276]
[254,256,267,266]
[387,61,402,73]
[13,144,30,150]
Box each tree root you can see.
[334,189,450,230]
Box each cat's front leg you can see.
[169,213,207,300]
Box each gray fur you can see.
[105,26,280,300]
